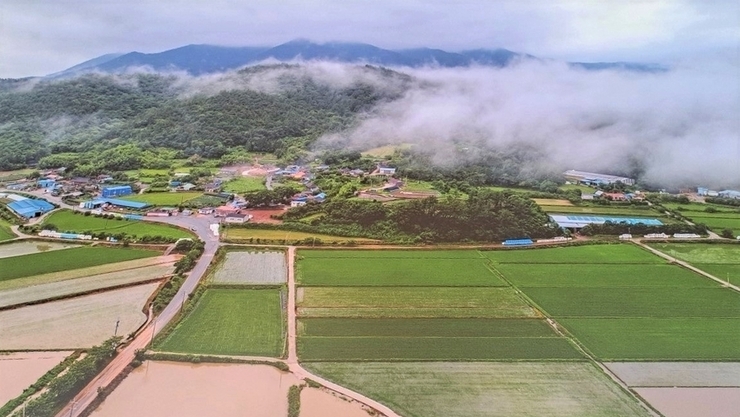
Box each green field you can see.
[560,318,740,360]
[120,192,203,206]
[0,219,15,241]
[399,180,438,193]
[297,257,505,286]
[689,216,740,236]
[305,362,652,417]
[298,318,580,360]
[648,243,740,263]
[223,228,380,243]
[43,210,193,239]
[157,288,285,357]
[495,263,718,288]
[222,176,265,193]
[693,263,740,282]
[299,336,580,361]
[299,249,482,258]
[483,244,662,264]
[0,246,159,282]
[523,287,740,318]
[298,287,538,318]
[661,202,740,235]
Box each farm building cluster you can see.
[0,193,55,219]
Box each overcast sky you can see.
[0,0,738,78]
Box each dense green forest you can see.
[0,65,410,171]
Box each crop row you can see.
[297,257,505,286]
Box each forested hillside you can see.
[0,65,411,171]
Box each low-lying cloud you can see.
[318,59,740,188]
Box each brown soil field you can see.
[299,387,371,417]
[0,283,158,350]
[635,387,740,417]
[91,361,300,417]
[0,351,72,405]
[0,263,174,308]
[243,207,286,224]
[532,198,574,206]
[0,255,180,292]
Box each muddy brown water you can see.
[0,351,72,405]
[636,387,740,417]
[299,387,371,417]
[91,361,301,417]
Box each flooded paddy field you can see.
[0,283,157,350]
[212,250,287,285]
[299,387,371,417]
[0,241,79,259]
[0,351,72,405]
[635,387,740,417]
[91,361,300,417]
[0,263,173,308]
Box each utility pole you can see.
[114,317,120,337]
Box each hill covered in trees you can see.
[0,64,411,172]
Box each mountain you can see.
[52,40,665,77]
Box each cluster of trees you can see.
[173,239,206,274]
[282,190,557,243]
[243,186,300,207]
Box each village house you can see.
[224,212,251,223]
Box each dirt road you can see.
[634,240,740,292]
[284,246,403,417]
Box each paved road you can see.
[53,215,402,417]
[54,216,218,417]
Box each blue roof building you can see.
[101,185,132,198]
[7,199,55,218]
[37,179,56,188]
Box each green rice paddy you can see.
[43,209,193,240]
[157,288,285,357]
[0,246,159,282]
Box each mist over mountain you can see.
[50,39,663,78]
[1,46,736,189]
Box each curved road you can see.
[55,215,219,417]
[50,213,399,417]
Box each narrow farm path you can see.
[285,246,403,417]
[633,240,740,293]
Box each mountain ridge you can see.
[51,40,665,77]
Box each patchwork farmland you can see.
[484,244,740,360]
[155,249,288,357]
[0,242,172,362]
[296,244,740,417]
